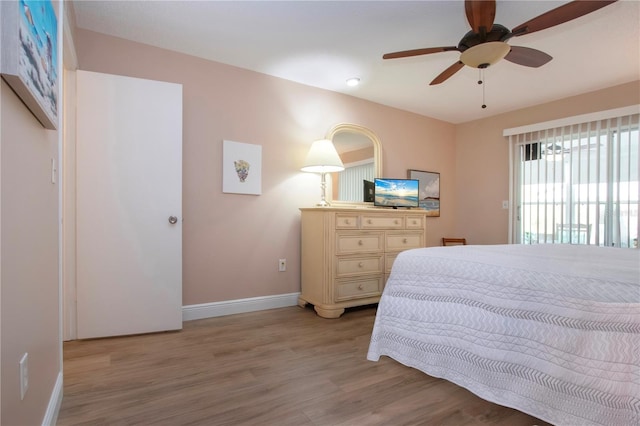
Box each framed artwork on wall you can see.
[1,0,59,129]
[223,140,262,195]
[408,169,440,216]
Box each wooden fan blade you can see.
[504,46,553,68]
[511,0,617,37]
[465,0,496,36]
[429,61,465,86]
[383,46,459,60]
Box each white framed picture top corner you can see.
[1,0,59,130]
[222,140,262,195]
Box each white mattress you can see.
[367,244,640,425]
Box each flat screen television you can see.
[363,179,375,202]
[374,178,419,208]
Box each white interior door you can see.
[76,70,182,339]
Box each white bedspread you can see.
[367,244,640,425]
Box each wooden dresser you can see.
[299,207,427,318]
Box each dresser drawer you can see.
[385,253,399,273]
[405,215,424,229]
[335,214,359,229]
[386,232,423,251]
[336,232,384,254]
[361,215,404,229]
[335,277,382,301]
[336,255,383,277]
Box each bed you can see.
[367,244,640,426]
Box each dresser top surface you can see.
[300,206,425,214]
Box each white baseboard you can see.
[182,292,300,321]
[42,372,63,426]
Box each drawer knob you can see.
[412,220,417,224]
[345,219,350,224]
[358,284,364,290]
[403,238,408,244]
[367,219,373,224]
[394,220,399,224]
[358,240,364,246]
[358,262,364,268]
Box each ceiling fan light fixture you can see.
[460,41,511,68]
[382,1,618,87]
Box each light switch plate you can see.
[51,158,56,184]
[19,353,28,400]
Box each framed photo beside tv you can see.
[408,169,440,216]
[1,0,59,129]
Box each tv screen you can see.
[363,180,375,202]
[374,178,419,208]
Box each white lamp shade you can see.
[301,139,345,173]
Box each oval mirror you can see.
[327,124,382,204]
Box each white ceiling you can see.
[71,0,640,124]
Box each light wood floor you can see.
[58,305,550,426]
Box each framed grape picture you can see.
[222,140,262,195]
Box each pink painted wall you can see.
[455,80,640,245]
[1,80,60,425]
[74,30,456,305]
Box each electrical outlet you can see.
[278,259,286,272]
[20,353,28,400]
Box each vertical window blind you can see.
[338,162,374,202]
[506,108,639,248]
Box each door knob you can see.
[168,216,178,224]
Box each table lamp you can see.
[301,139,345,206]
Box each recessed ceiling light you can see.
[346,77,360,87]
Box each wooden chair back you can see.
[442,238,467,246]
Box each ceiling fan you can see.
[383,0,618,86]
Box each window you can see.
[506,108,639,248]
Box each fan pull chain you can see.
[478,69,487,109]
